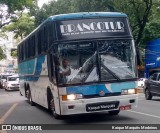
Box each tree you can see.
[3,13,35,39]
[0,47,5,60]
[142,20,160,46]
[0,0,35,28]
[112,0,156,46]
[140,2,160,47]
[32,0,115,26]
[11,48,17,58]
[32,0,77,26]
[73,0,114,12]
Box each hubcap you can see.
[50,99,55,111]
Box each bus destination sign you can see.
[56,17,132,40]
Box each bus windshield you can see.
[57,40,136,85]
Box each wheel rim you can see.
[50,98,56,114]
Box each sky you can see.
[38,0,52,8]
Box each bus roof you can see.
[47,12,127,21]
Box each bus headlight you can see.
[62,94,83,101]
[67,94,76,100]
[121,89,138,95]
[128,89,136,94]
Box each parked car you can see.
[144,73,160,100]
[0,74,12,89]
[5,75,19,91]
[138,78,147,88]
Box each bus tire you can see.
[48,91,61,119]
[108,110,120,115]
[28,89,35,106]
[145,88,152,100]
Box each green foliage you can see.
[0,0,33,12]
[0,31,7,39]
[32,0,114,26]
[32,0,77,26]
[140,2,160,48]
[73,0,114,12]
[0,0,35,28]
[0,47,5,60]
[113,0,154,46]
[3,13,35,39]
[11,48,17,57]
[140,20,160,47]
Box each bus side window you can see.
[44,25,48,52]
[47,53,56,84]
[48,22,55,48]
[35,32,38,56]
[18,45,22,62]
[32,35,36,57]
[38,30,42,55]
[41,27,45,53]
[23,43,26,60]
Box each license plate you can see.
[13,84,18,86]
[119,105,131,110]
[86,101,119,112]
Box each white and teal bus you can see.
[18,12,138,119]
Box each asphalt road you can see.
[0,89,160,133]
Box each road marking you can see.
[128,110,160,119]
[0,103,18,133]
[0,103,18,124]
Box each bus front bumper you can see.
[59,94,138,115]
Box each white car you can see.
[138,78,147,88]
[0,74,12,89]
[5,75,20,91]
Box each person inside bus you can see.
[58,59,71,84]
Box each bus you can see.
[18,12,138,119]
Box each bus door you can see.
[47,52,61,114]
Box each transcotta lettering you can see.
[60,21,124,34]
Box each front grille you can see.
[12,84,19,86]
[83,92,121,99]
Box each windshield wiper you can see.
[101,63,120,81]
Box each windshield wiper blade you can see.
[101,63,120,81]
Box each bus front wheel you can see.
[49,94,61,119]
[108,110,120,115]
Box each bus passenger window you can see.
[38,30,42,54]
